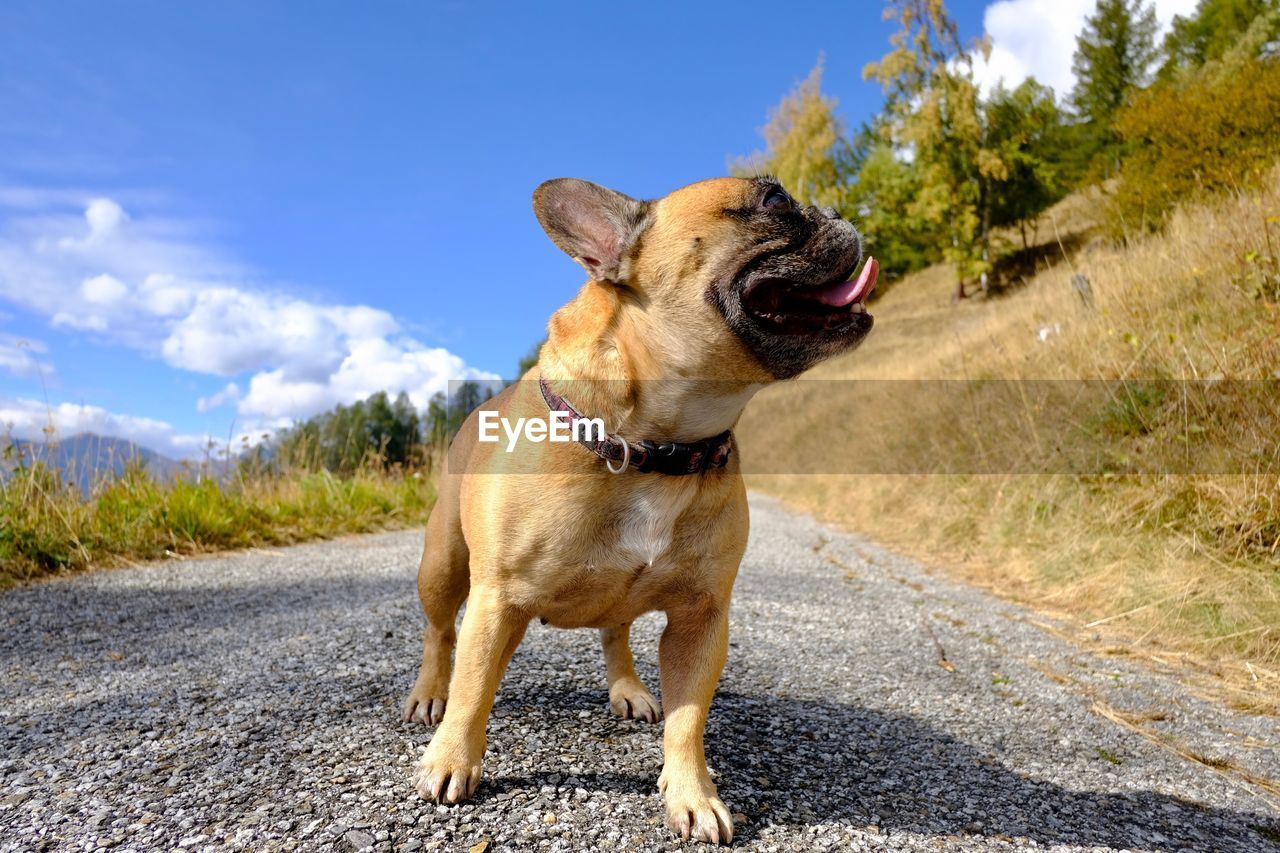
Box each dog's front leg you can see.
[657,595,734,844]
[413,584,527,804]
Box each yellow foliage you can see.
[730,61,853,212]
[1112,58,1280,230]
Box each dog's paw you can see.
[659,771,734,844]
[412,740,482,804]
[608,678,662,723]
[402,690,447,726]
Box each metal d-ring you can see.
[605,436,631,474]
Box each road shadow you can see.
[707,691,1279,849]
[488,686,1279,851]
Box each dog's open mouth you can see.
[741,256,879,334]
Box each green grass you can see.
[1095,747,1125,766]
[0,460,435,588]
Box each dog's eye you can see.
[762,189,793,212]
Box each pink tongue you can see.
[812,256,879,307]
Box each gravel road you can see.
[2,495,1278,852]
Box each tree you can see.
[423,393,450,448]
[1160,0,1279,77]
[387,391,422,464]
[1114,44,1280,229]
[1070,0,1159,129]
[851,139,935,279]
[421,381,497,456]
[733,63,935,281]
[365,391,397,460]
[448,382,484,438]
[984,79,1069,248]
[732,2,1073,296]
[731,60,859,214]
[273,391,424,474]
[864,0,1003,299]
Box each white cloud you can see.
[0,396,209,460]
[239,338,479,419]
[82,273,128,305]
[84,198,128,239]
[195,382,241,414]
[0,335,53,380]
[0,194,497,427]
[139,273,196,316]
[159,289,399,380]
[974,0,1202,97]
[51,311,107,331]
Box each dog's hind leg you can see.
[403,478,470,726]
[600,623,662,723]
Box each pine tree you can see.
[424,393,450,447]
[1160,0,1279,77]
[1070,0,1159,127]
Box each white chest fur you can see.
[610,477,699,568]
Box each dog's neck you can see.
[539,281,762,444]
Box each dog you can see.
[402,175,878,844]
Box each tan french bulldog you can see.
[402,175,878,844]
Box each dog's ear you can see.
[533,179,649,283]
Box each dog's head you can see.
[534,176,876,380]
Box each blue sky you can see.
[0,0,1194,457]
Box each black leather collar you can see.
[538,376,733,475]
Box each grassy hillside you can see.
[739,173,1280,711]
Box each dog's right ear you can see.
[533,179,649,284]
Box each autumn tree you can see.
[864,0,1005,299]
[735,2,1073,296]
[733,63,934,281]
[1113,0,1280,229]
[731,60,859,213]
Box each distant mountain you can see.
[1,433,186,492]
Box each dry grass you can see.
[740,173,1280,711]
